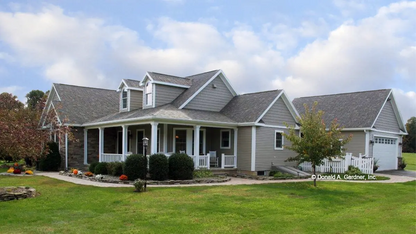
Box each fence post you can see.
[345,153,352,172]
[207,153,210,169]
[358,153,362,171]
[221,153,225,169]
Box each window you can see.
[274,131,283,150]
[122,89,128,109]
[145,82,152,106]
[220,130,231,149]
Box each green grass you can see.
[403,153,416,171]
[0,176,415,233]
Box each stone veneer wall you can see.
[59,127,119,170]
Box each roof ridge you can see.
[148,71,188,80]
[53,83,115,91]
[239,89,282,96]
[295,89,391,99]
[185,69,219,78]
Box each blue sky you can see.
[0,0,415,121]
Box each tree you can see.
[403,117,416,153]
[0,91,72,164]
[26,90,45,110]
[283,102,352,187]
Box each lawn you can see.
[403,153,416,171]
[0,176,415,233]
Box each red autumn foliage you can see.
[119,174,128,180]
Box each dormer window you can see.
[122,89,128,109]
[145,82,153,106]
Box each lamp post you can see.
[142,137,149,191]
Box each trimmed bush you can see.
[149,154,169,181]
[123,154,147,180]
[107,162,124,176]
[94,162,108,175]
[168,153,194,180]
[345,165,362,175]
[38,142,61,171]
[89,162,99,173]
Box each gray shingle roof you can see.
[123,79,142,88]
[221,90,283,122]
[292,89,391,128]
[172,70,220,107]
[53,84,119,125]
[148,72,192,86]
[85,104,236,125]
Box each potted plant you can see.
[398,159,407,170]
[373,158,379,173]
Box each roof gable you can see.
[144,72,191,88]
[173,70,237,109]
[118,79,142,91]
[221,89,283,123]
[256,91,299,126]
[293,89,395,129]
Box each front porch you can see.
[84,122,238,169]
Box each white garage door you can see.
[373,137,398,171]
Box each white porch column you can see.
[122,125,128,161]
[65,132,68,170]
[163,124,168,153]
[194,125,200,168]
[150,122,159,155]
[251,126,256,171]
[98,127,104,162]
[84,129,88,165]
[234,128,238,168]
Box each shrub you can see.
[269,171,278,176]
[168,153,194,180]
[399,159,407,170]
[94,162,108,175]
[123,154,147,181]
[107,162,124,176]
[134,179,145,192]
[273,171,295,179]
[193,168,214,178]
[149,154,169,181]
[89,162,99,173]
[345,165,362,175]
[38,142,61,171]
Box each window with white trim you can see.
[145,82,152,106]
[121,89,128,109]
[274,131,284,150]
[220,130,231,149]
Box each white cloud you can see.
[0,85,23,94]
[393,89,416,122]
[274,1,416,121]
[333,0,367,16]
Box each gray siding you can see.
[342,131,366,156]
[374,100,400,132]
[184,76,234,112]
[155,84,185,107]
[130,90,143,110]
[237,127,252,171]
[255,127,297,171]
[261,97,296,126]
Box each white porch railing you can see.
[221,154,237,169]
[101,153,131,163]
[299,153,374,174]
[189,155,210,169]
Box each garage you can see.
[373,137,398,171]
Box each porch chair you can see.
[209,151,218,167]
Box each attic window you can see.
[145,82,153,106]
[122,89,128,109]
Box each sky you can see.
[0,0,415,122]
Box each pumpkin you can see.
[73,169,78,175]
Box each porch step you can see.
[272,165,311,177]
[210,168,238,176]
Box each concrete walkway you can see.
[35,172,416,188]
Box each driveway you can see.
[376,170,416,178]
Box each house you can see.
[293,89,408,171]
[41,70,300,175]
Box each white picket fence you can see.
[299,153,374,174]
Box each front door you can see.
[174,129,187,153]
[137,130,144,155]
[117,131,131,154]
